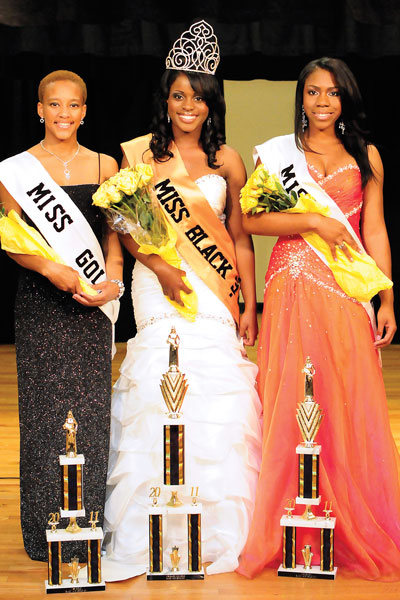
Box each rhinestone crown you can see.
[165,20,220,76]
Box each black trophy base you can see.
[147,568,204,580]
[45,580,106,593]
[278,564,337,579]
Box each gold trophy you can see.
[170,546,181,572]
[161,327,188,418]
[278,358,337,579]
[161,327,188,502]
[63,410,78,458]
[301,545,313,570]
[68,556,81,584]
[296,357,323,448]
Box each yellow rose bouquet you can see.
[240,164,392,303]
[93,164,197,321]
[0,208,97,296]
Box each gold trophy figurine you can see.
[302,545,313,570]
[167,327,180,369]
[63,410,78,457]
[68,556,81,584]
[161,327,189,418]
[296,357,323,448]
[170,546,181,572]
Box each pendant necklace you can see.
[40,140,80,180]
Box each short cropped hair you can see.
[38,70,87,103]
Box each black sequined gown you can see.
[15,184,112,562]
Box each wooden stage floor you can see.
[1,342,400,599]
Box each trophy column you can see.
[278,358,337,580]
[148,504,165,574]
[47,539,62,586]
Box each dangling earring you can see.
[301,106,308,132]
[80,120,84,125]
[207,116,211,127]
[40,117,44,123]
[167,114,171,124]
[338,120,345,135]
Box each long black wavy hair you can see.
[149,69,226,169]
[295,57,373,187]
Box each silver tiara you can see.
[165,20,220,76]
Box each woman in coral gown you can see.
[238,57,400,581]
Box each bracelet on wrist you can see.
[110,278,125,300]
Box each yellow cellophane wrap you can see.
[284,195,393,303]
[137,221,198,322]
[0,209,97,296]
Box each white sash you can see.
[254,134,375,329]
[0,151,119,325]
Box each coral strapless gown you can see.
[238,164,400,581]
[103,174,262,580]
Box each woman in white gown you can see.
[103,21,262,579]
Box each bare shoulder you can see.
[218,144,244,164]
[217,144,246,179]
[367,144,383,174]
[100,153,119,178]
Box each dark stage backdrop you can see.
[1,3,399,342]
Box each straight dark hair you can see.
[295,57,373,187]
[149,69,226,169]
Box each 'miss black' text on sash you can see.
[154,178,240,297]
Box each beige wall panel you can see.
[224,79,296,302]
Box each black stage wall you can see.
[1,3,399,342]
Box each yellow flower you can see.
[135,163,153,188]
[92,185,112,208]
[110,169,139,195]
[240,190,259,214]
[106,183,124,204]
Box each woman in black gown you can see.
[0,70,123,561]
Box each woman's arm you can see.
[119,151,192,306]
[0,181,85,294]
[223,146,258,346]
[73,154,125,306]
[242,158,359,262]
[361,145,396,347]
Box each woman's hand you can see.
[72,280,120,307]
[42,261,83,294]
[239,307,258,346]
[374,302,397,348]
[153,260,192,306]
[312,214,359,261]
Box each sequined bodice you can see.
[195,173,227,222]
[307,163,363,237]
[265,164,363,302]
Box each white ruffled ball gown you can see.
[102,174,262,580]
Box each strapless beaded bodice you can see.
[265,164,363,303]
[307,163,363,236]
[195,173,227,223]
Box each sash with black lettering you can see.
[0,151,119,324]
[121,134,240,325]
[254,133,375,328]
